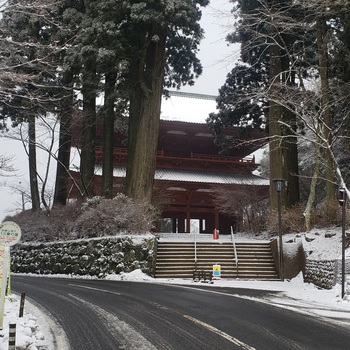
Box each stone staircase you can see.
[154,241,279,280]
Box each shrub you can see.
[71,194,159,238]
[266,200,350,234]
[6,194,159,241]
[6,204,81,242]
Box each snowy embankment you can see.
[1,227,350,350]
[1,294,55,350]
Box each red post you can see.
[213,228,219,240]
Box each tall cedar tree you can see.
[64,1,101,198]
[89,1,128,199]
[332,8,350,187]
[64,0,126,199]
[0,0,63,211]
[207,0,306,208]
[1,0,208,208]
[53,0,85,206]
[0,0,86,208]
[64,0,209,202]
[120,1,208,202]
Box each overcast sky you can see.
[0,0,239,221]
[182,0,239,95]
[162,0,238,122]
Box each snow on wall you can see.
[10,235,157,277]
[304,260,336,289]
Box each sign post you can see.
[0,221,21,330]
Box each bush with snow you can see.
[6,194,159,241]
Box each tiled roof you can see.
[94,166,269,186]
[155,168,269,186]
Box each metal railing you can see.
[194,231,197,269]
[231,226,238,276]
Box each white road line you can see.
[183,315,256,350]
[67,284,121,296]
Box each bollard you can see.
[8,323,16,350]
[19,292,26,318]
[213,228,219,240]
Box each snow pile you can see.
[1,294,54,350]
[106,269,154,281]
[299,228,342,260]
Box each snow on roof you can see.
[94,166,269,186]
[155,168,269,186]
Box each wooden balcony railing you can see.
[95,146,255,165]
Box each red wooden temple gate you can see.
[69,120,269,234]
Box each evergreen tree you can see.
[53,0,85,206]
[330,7,350,189]
[0,0,63,211]
[119,0,208,202]
[64,0,127,199]
[0,0,210,210]
[207,0,317,208]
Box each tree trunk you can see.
[281,52,300,207]
[268,42,284,209]
[316,17,336,207]
[53,89,73,206]
[283,107,300,207]
[126,28,167,202]
[80,75,97,198]
[102,71,117,198]
[304,131,321,231]
[28,114,41,211]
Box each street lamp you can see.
[338,187,347,299]
[273,178,286,281]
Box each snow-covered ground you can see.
[1,228,350,349]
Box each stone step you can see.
[157,243,272,249]
[155,262,276,269]
[155,240,278,280]
[156,254,273,259]
[154,271,279,280]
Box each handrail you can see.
[231,226,238,276]
[194,231,197,269]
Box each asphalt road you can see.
[12,276,350,350]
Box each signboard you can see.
[0,221,21,329]
[212,264,221,279]
[0,246,10,293]
[0,221,22,246]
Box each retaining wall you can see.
[10,234,157,278]
[304,260,336,289]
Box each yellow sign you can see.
[213,264,221,279]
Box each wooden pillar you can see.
[172,218,177,233]
[199,219,203,233]
[178,218,185,233]
[186,206,191,233]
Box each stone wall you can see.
[304,260,336,289]
[10,234,157,278]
